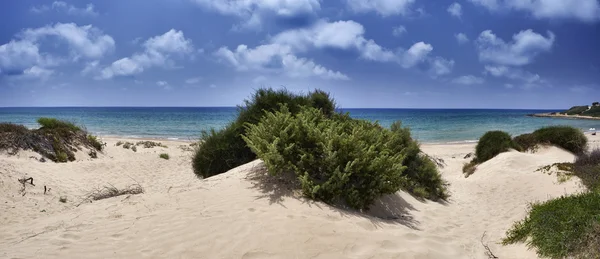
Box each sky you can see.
[0,0,599,109]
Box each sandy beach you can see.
[1,135,598,259]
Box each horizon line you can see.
[0,106,565,110]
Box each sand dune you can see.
[1,135,598,258]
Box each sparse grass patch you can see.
[122,142,134,149]
[503,192,600,259]
[573,149,600,191]
[37,117,81,132]
[159,153,169,160]
[462,160,478,177]
[0,123,28,134]
[136,141,167,148]
[116,141,124,146]
[56,151,68,163]
[87,135,103,151]
[131,146,137,152]
[84,184,144,202]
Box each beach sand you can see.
[1,135,599,259]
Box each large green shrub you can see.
[513,133,538,152]
[242,106,447,209]
[37,117,81,132]
[533,126,587,154]
[503,192,600,259]
[565,106,589,115]
[582,106,600,117]
[192,88,336,178]
[475,131,516,163]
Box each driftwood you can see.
[481,231,499,259]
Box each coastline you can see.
[529,113,600,121]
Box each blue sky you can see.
[0,0,599,108]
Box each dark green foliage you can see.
[565,106,589,115]
[582,106,600,117]
[0,123,28,134]
[475,131,516,163]
[37,117,81,132]
[503,192,600,259]
[192,88,336,178]
[573,149,600,191]
[159,153,170,160]
[243,106,447,209]
[514,133,538,152]
[533,126,587,154]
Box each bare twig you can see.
[481,231,499,259]
[77,182,144,206]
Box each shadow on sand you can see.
[244,161,423,230]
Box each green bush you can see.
[243,106,447,209]
[573,149,600,191]
[56,151,68,163]
[192,88,336,178]
[0,123,28,134]
[37,117,81,132]
[582,106,600,117]
[533,126,587,154]
[503,192,600,259]
[475,131,516,163]
[514,133,538,152]
[159,153,170,160]
[462,160,478,177]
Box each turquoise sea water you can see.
[1,107,599,143]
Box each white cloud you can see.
[346,0,416,16]
[392,26,407,37]
[21,23,115,60]
[447,2,462,17]
[467,0,600,22]
[81,61,99,75]
[0,40,45,74]
[475,29,554,66]
[452,75,485,85]
[455,33,469,44]
[400,42,433,68]
[99,29,193,79]
[31,1,99,17]
[484,65,541,83]
[22,66,54,81]
[429,57,455,77]
[272,20,433,67]
[192,0,320,30]
[157,80,172,90]
[185,77,202,84]
[214,43,349,80]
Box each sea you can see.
[1,107,599,143]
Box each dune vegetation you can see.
[193,88,448,209]
[0,118,103,162]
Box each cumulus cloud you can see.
[0,23,113,80]
[156,80,172,90]
[429,57,455,77]
[452,75,485,85]
[214,43,349,80]
[467,0,600,22]
[31,1,98,17]
[484,65,541,83]
[475,29,554,66]
[21,23,115,60]
[271,20,433,67]
[392,26,407,37]
[346,0,416,16]
[455,33,469,44]
[98,29,193,79]
[447,2,462,17]
[191,0,320,30]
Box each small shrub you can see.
[462,160,478,177]
[84,184,144,201]
[131,146,137,152]
[88,150,98,158]
[87,135,103,151]
[122,142,133,149]
[59,196,67,203]
[503,192,600,259]
[136,141,167,148]
[533,126,587,154]
[475,131,516,163]
[116,141,123,146]
[56,151,68,163]
[159,153,169,160]
[514,133,538,152]
[243,106,447,209]
[573,149,600,191]
[37,117,81,132]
